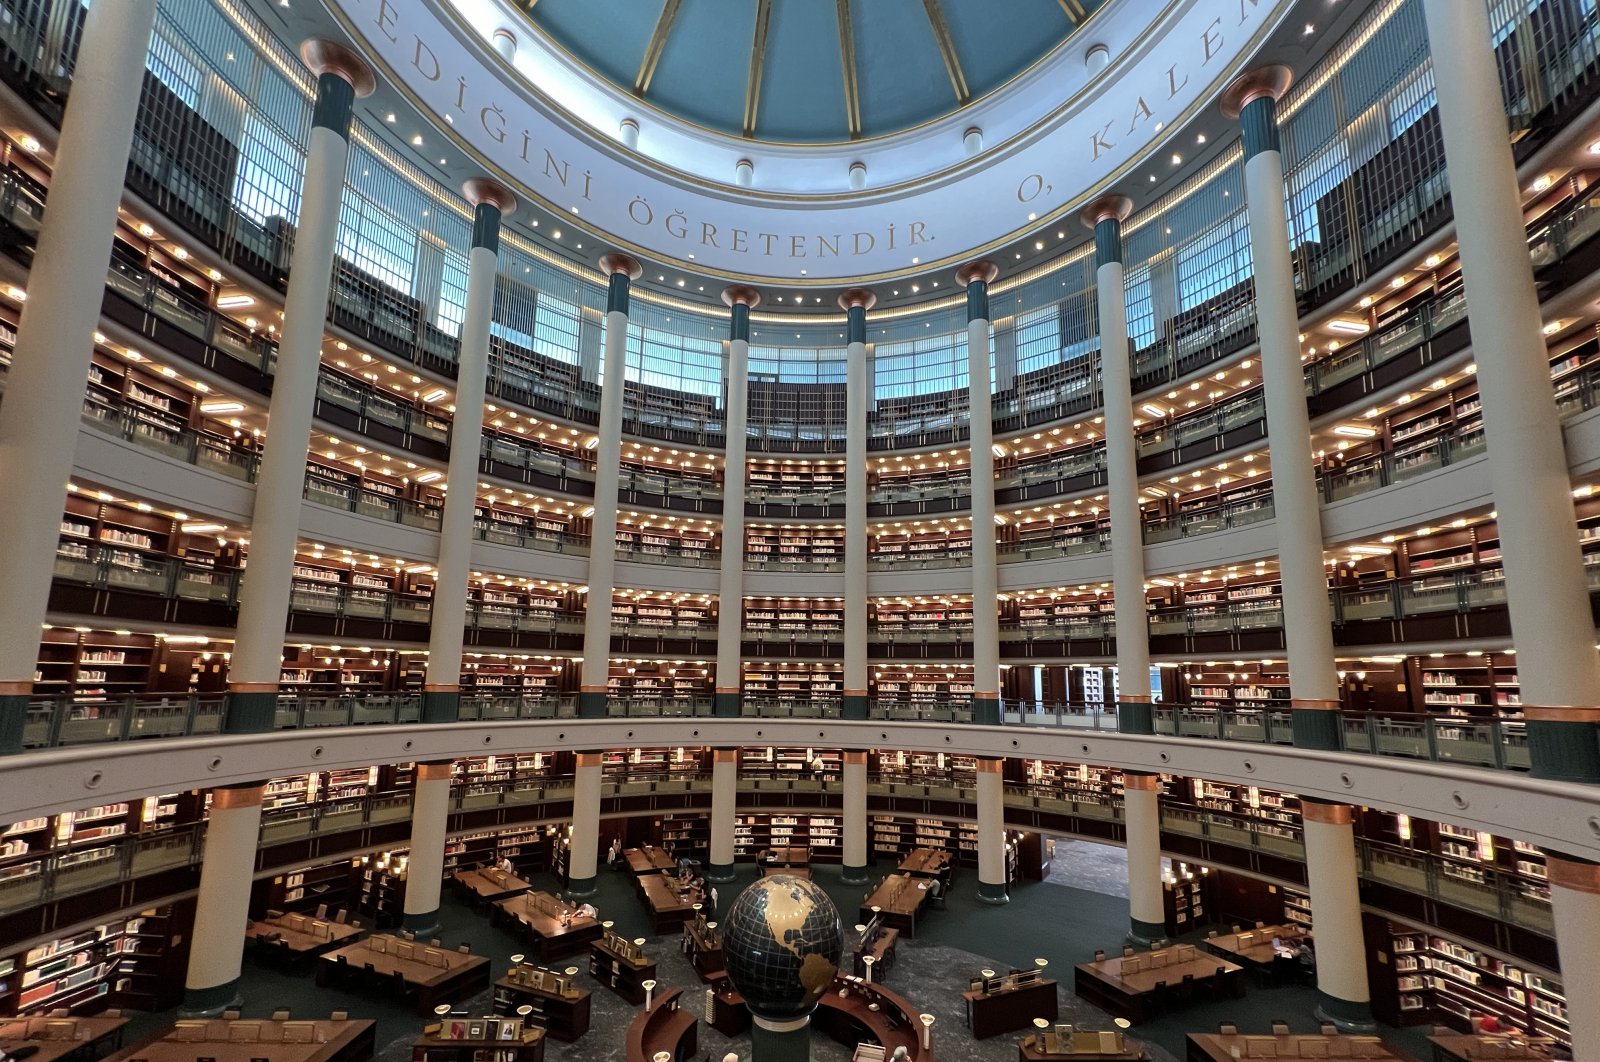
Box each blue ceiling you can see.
[522,0,1106,143]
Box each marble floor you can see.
[1043,837,1134,897]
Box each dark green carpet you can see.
[111,860,1436,1060]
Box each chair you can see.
[1122,945,1135,958]
[1255,921,1266,929]
[314,904,329,920]
[349,919,363,931]
[1271,1021,1292,1036]
[267,909,285,919]
[270,1008,290,1021]
[401,930,416,941]
[430,938,443,947]
[457,944,471,954]
[1231,924,1242,934]
[223,1010,241,1020]
[1320,1024,1338,1036]
[1207,929,1219,939]
[103,1009,123,1018]
[330,1011,349,1022]
[334,909,348,925]
[1093,949,1106,962]
[1179,972,1196,1004]
[1219,1023,1240,1036]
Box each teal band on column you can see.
[1291,709,1342,751]
[846,305,866,345]
[402,910,441,937]
[751,1017,812,1062]
[977,880,1010,904]
[972,696,1001,726]
[471,201,503,254]
[1315,993,1377,1033]
[730,302,750,343]
[578,691,608,718]
[0,694,25,754]
[181,977,243,1018]
[1239,95,1281,159]
[965,279,989,323]
[606,272,631,315]
[841,694,869,720]
[714,691,742,717]
[566,875,597,898]
[1528,720,1600,782]
[422,690,461,724]
[224,690,278,734]
[707,862,735,883]
[840,862,870,885]
[310,72,357,137]
[1117,700,1154,735]
[1094,217,1123,269]
[1129,918,1167,945]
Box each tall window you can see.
[336,198,415,292]
[630,329,723,398]
[873,331,968,400]
[233,115,300,225]
[1177,214,1251,310]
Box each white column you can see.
[1421,0,1600,781]
[840,290,876,719]
[579,254,641,717]
[1083,198,1153,731]
[716,287,760,716]
[182,785,265,1014]
[975,758,1008,904]
[228,43,376,731]
[1223,69,1341,748]
[567,751,603,894]
[401,762,453,933]
[842,750,869,884]
[423,181,515,723]
[708,749,738,880]
[959,263,1002,725]
[1302,801,1373,1029]
[1123,774,1165,943]
[1547,855,1600,1059]
[0,0,158,751]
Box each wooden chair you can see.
[1230,924,1242,934]
[457,944,471,954]
[270,1009,290,1021]
[330,1011,349,1022]
[430,938,443,947]
[1219,1023,1240,1036]
[1179,972,1196,1004]
[334,909,348,925]
[1093,949,1106,962]
[349,919,363,931]
[1271,1021,1291,1036]
[223,1010,241,1020]
[1319,1024,1338,1036]
[1207,929,1219,939]
[1122,945,1135,957]
[314,904,329,920]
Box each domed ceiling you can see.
[519,0,1107,142]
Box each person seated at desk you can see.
[1474,1013,1520,1036]
[606,838,622,868]
[577,902,598,920]
[495,855,516,876]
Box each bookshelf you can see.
[741,662,842,705]
[867,815,1021,881]
[746,460,845,504]
[871,597,975,638]
[612,591,712,634]
[1387,922,1568,1044]
[743,597,844,637]
[870,522,973,567]
[1282,886,1313,930]
[461,660,566,698]
[614,518,715,562]
[738,746,844,780]
[0,903,191,1016]
[606,662,711,707]
[732,813,843,861]
[1163,862,1211,935]
[744,524,845,568]
[871,665,974,707]
[1417,652,1520,716]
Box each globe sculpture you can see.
[722,874,844,1020]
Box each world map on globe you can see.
[722,874,844,1019]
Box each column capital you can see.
[1547,852,1600,894]
[298,39,377,97]
[462,178,517,216]
[598,252,643,280]
[955,260,999,287]
[721,284,762,309]
[1220,64,1293,119]
[1079,194,1132,230]
[837,288,878,312]
[1301,799,1354,825]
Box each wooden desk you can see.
[638,871,705,933]
[1204,926,1309,968]
[1429,1035,1565,1061]
[623,987,697,1062]
[588,938,657,1005]
[1186,1033,1400,1062]
[0,1016,128,1062]
[852,926,900,981]
[899,848,953,878]
[411,1027,543,1062]
[762,864,813,879]
[317,936,492,1014]
[682,918,724,981]
[105,1019,374,1062]
[762,846,811,868]
[1020,1030,1148,1060]
[492,976,591,1043]
[965,978,1059,1039]
[623,847,676,875]
[1074,946,1244,1023]
[711,976,930,1061]
[452,867,532,903]
[860,873,933,937]
[493,892,601,961]
[247,914,361,956]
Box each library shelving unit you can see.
[353,852,408,930]
[732,813,843,862]
[618,448,719,497]
[747,460,846,502]
[461,660,567,699]
[870,458,972,504]
[867,816,1022,882]
[738,746,844,780]
[0,903,192,1017]
[474,503,585,549]
[1415,652,1520,716]
[601,747,708,784]
[1183,781,1301,833]
[743,598,845,638]
[658,814,710,862]
[871,665,974,708]
[606,662,711,708]
[741,662,843,706]
[999,511,1105,556]
[266,861,355,918]
[1385,922,1567,1044]
[872,751,978,790]
[871,597,975,639]
[614,516,716,563]
[1282,886,1313,931]
[452,753,560,793]
[870,521,973,567]
[1010,594,1106,634]
[1176,662,1292,712]
[1162,862,1212,937]
[612,591,712,635]
[1021,761,1125,805]
[744,524,845,568]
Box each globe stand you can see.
[750,1012,812,1062]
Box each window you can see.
[1387,69,1436,138]
[1287,140,1351,249]
[233,115,301,226]
[748,346,847,385]
[629,329,723,398]
[145,32,201,108]
[530,295,582,365]
[1177,214,1251,311]
[336,198,416,293]
[873,332,968,400]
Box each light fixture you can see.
[181,522,227,534]
[1325,318,1369,336]
[1333,424,1377,438]
[420,388,449,403]
[1140,403,1168,418]
[216,294,255,309]
[199,400,246,415]
[18,134,40,153]
[415,471,443,484]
